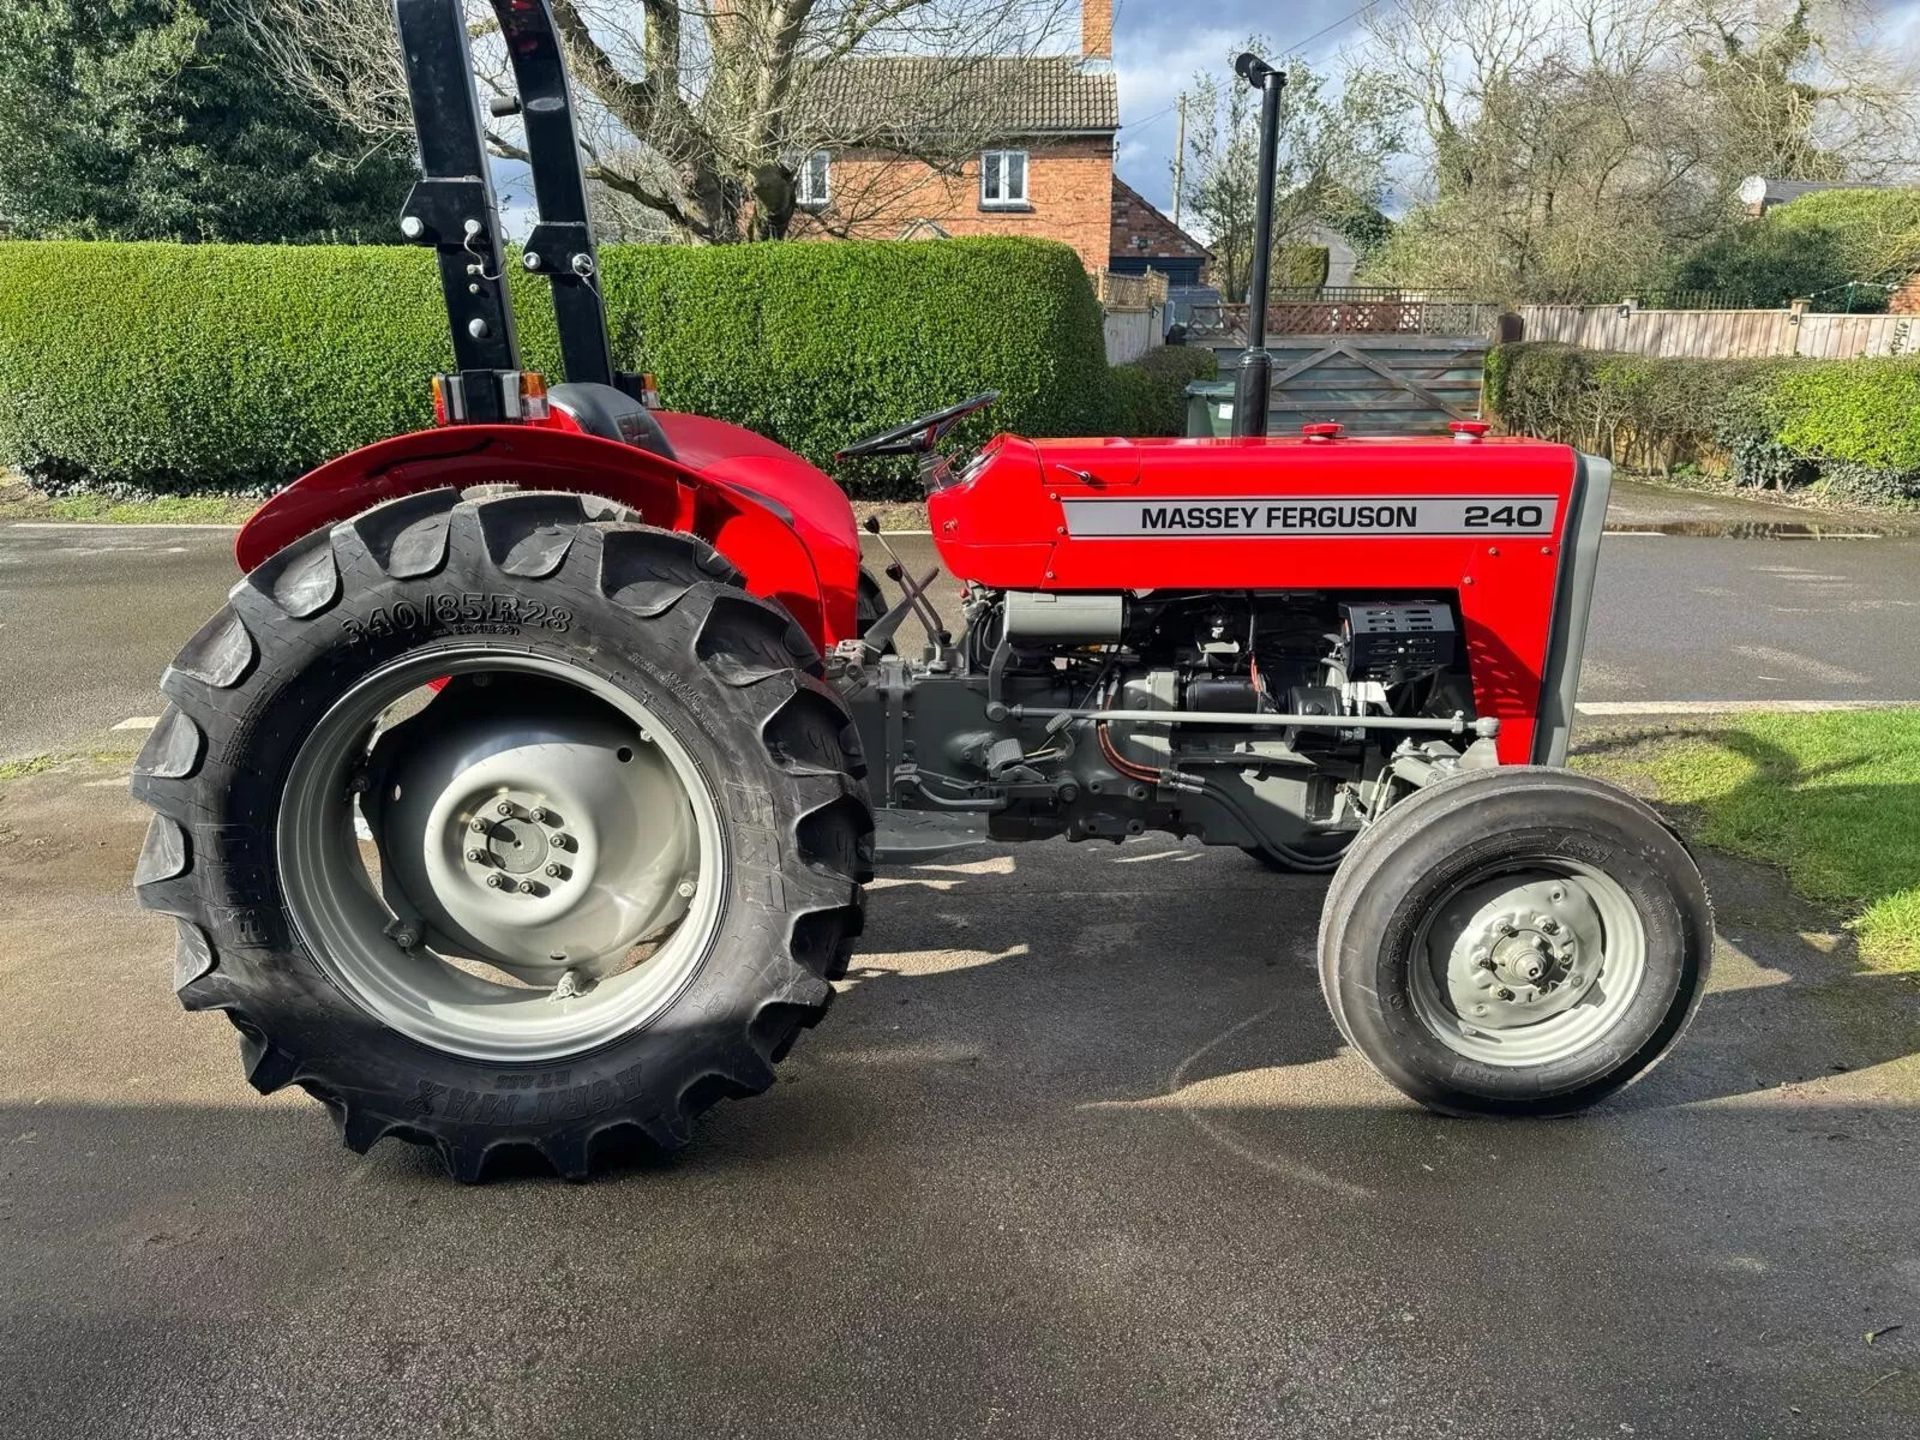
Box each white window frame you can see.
[796,149,831,210]
[980,149,1030,209]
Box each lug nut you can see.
[552,833,573,852]
[545,863,564,878]
[517,879,536,894]
[1496,987,1516,1002]
[496,801,514,817]
[676,880,697,899]
[466,849,484,863]
[530,807,548,824]
[486,874,506,889]
[1540,919,1560,935]
[470,818,488,834]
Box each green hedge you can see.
[1109,345,1217,437]
[0,237,1114,498]
[1275,244,1331,289]
[1486,341,1920,505]
[1667,187,1920,311]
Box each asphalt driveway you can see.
[3,759,1918,1438]
[3,479,1919,1435]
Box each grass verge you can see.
[1577,710,1920,972]
[0,472,256,524]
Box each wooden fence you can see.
[1093,268,1170,310]
[1515,300,1920,359]
[1202,335,1487,437]
[1095,267,1168,365]
[1189,288,1504,343]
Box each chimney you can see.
[1081,0,1113,66]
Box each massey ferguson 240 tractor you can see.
[132,0,1713,1179]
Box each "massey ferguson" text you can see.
[1140,503,1420,531]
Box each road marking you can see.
[1731,644,1869,686]
[111,716,160,732]
[1158,1006,1373,1200]
[1577,700,1912,716]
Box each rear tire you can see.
[1317,768,1712,1116]
[132,488,871,1179]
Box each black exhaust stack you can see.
[1230,52,1286,440]
[392,0,616,420]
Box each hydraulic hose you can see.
[1097,720,1352,873]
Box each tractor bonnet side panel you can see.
[929,435,1606,766]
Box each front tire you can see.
[1317,768,1712,1116]
[132,488,871,1179]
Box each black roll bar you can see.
[394,0,520,380]
[392,0,616,412]
[494,1,614,387]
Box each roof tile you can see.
[806,56,1119,140]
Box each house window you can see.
[980,150,1029,209]
[796,150,831,210]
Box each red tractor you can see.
[133,1,1712,1179]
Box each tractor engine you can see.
[850,585,1480,862]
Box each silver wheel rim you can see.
[278,649,725,1063]
[1408,861,1648,1069]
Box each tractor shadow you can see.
[843,755,1920,1127]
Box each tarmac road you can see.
[0,482,1918,1435]
[3,477,1916,761]
[2,760,1918,1438]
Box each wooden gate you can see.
[1202,335,1489,437]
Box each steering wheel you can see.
[834,391,1000,462]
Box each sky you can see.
[1108,0,1920,226]
[1110,0,1369,217]
[491,0,1920,237]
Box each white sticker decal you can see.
[1060,496,1559,538]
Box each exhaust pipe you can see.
[1230,52,1286,440]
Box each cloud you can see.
[1112,0,1377,212]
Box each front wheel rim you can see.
[278,648,726,1064]
[1407,860,1649,1069]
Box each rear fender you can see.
[235,425,851,647]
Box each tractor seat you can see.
[549,382,677,460]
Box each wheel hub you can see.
[1443,880,1605,1032]
[474,806,556,877]
[366,688,698,983]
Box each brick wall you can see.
[1109,177,1208,276]
[790,136,1117,271]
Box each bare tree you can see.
[1353,0,1919,299]
[231,0,1076,244]
[1174,43,1402,302]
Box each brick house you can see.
[1108,177,1211,287]
[789,1,1120,271]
